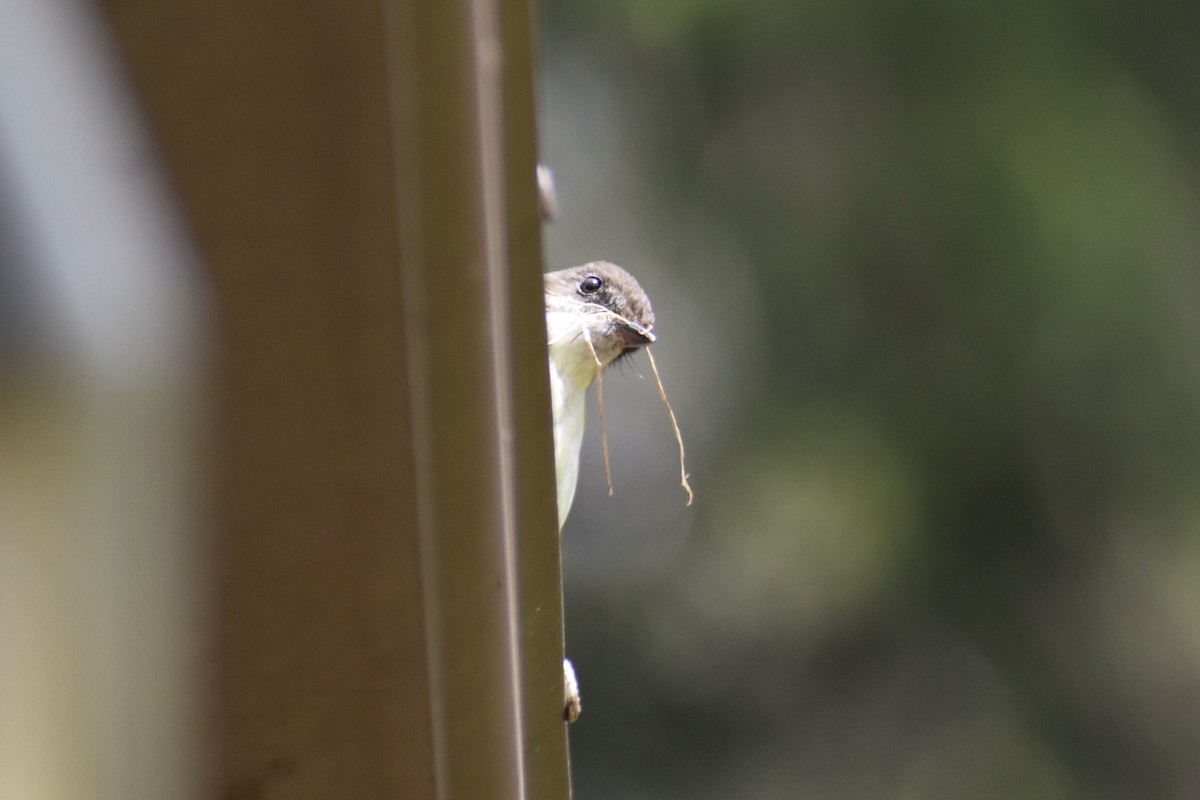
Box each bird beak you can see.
[617,321,656,348]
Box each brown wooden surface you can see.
[103,0,570,797]
[496,2,577,795]
[102,3,434,798]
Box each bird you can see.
[545,261,657,528]
[544,261,657,722]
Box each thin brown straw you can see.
[644,348,693,505]
[583,333,615,496]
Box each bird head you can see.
[545,262,656,384]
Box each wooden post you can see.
[102,0,570,797]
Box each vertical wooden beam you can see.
[495,2,577,796]
[386,1,528,797]
[104,0,571,797]
[104,1,437,797]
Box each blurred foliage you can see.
[541,0,1200,798]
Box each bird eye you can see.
[579,275,603,294]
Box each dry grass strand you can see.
[575,306,692,506]
[582,331,615,496]
[645,347,693,506]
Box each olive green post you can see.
[388,0,572,796]
[496,2,577,796]
[387,1,528,798]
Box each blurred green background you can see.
[539,2,1200,798]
